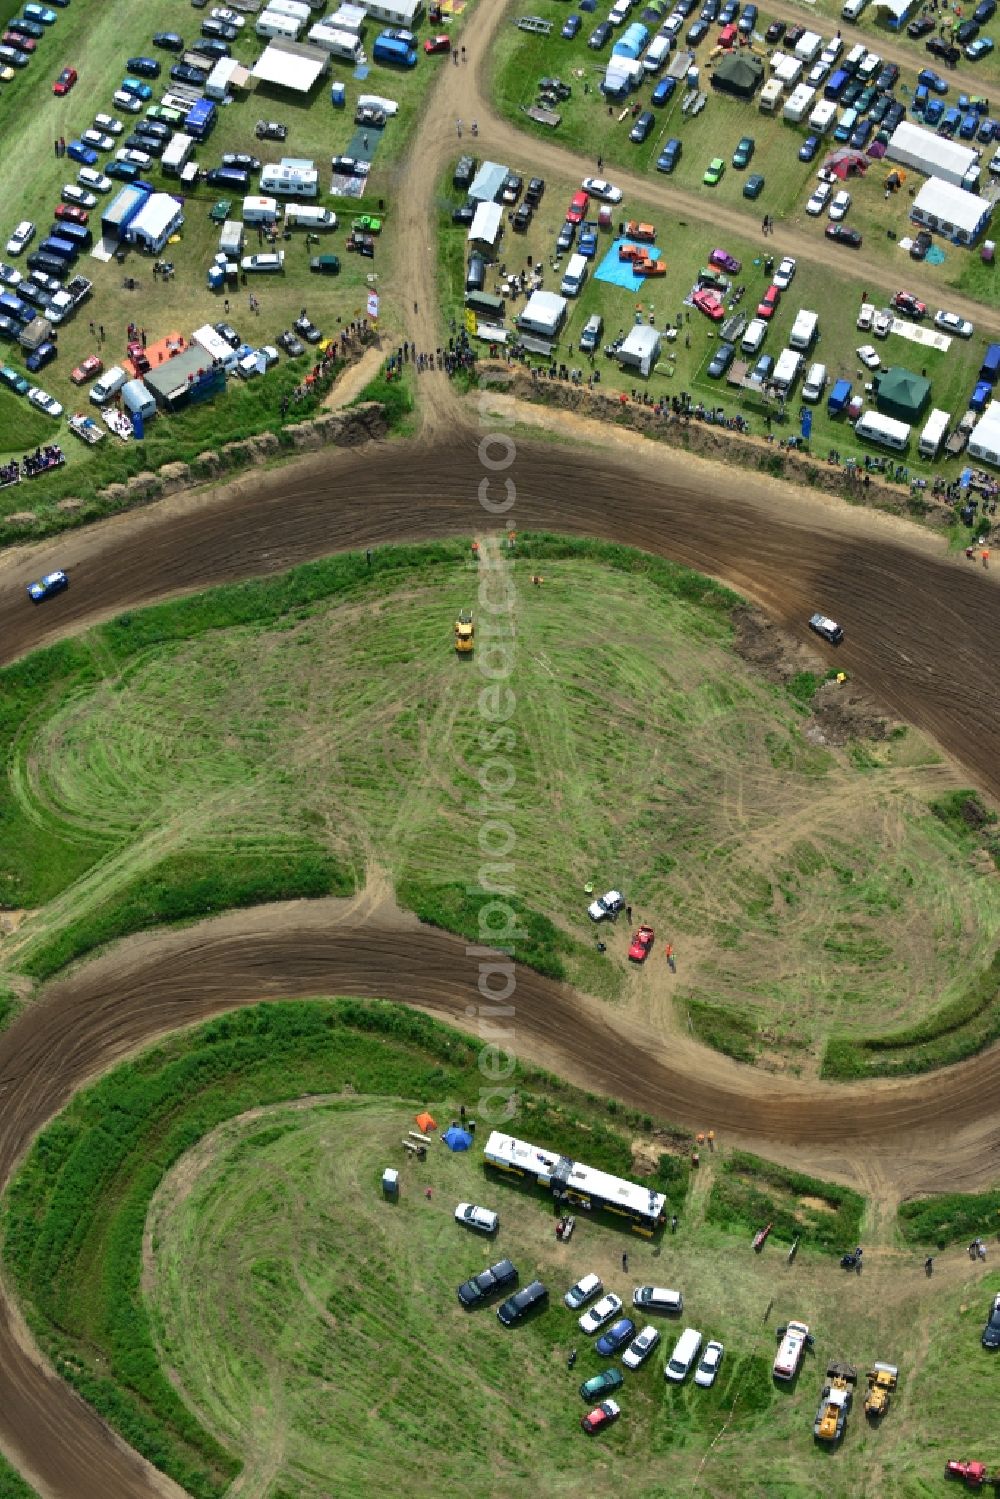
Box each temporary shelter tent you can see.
[711,52,764,98]
[874,366,931,422]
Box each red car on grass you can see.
[70,354,102,384]
[757,283,781,319]
[5,30,35,51]
[55,203,89,225]
[692,287,725,320]
[424,32,450,52]
[628,926,655,962]
[53,65,77,94]
[565,190,589,224]
[581,1399,620,1435]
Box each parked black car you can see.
[171,61,208,83]
[983,1294,1000,1349]
[907,15,935,37]
[497,1279,548,1327]
[458,1259,517,1309]
[127,55,161,77]
[152,31,185,51]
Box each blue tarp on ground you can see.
[595,237,665,293]
[442,1126,474,1151]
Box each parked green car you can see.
[703,156,725,185]
[579,1368,624,1401]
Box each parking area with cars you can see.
[442,156,991,480]
[0,0,475,486]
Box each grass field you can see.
[0,0,477,492]
[441,157,990,481]
[6,996,1000,1499]
[490,0,1000,295]
[2,539,998,1076]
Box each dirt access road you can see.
[1,9,1000,1496]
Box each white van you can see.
[741,318,768,356]
[560,253,589,297]
[243,195,279,224]
[842,0,868,20]
[918,407,950,459]
[633,1286,683,1314]
[854,410,911,450]
[284,204,337,229]
[643,34,672,71]
[802,362,827,402]
[665,1327,702,1382]
[90,365,128,405]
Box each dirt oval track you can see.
[0,428,1000,1498]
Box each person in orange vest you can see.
[471,540,480,560]
[984,548,990,569]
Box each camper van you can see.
[741,318,768,356]
[809,99,837,134]
[759,78,783,113]
[308,23,364,61]
[218,220,244,257]
[243,195,279,223]
[560,253,589,297]
[918,407,950,458]
[772,348,804,391]
[267,0,311,19]
[255,11,302,40]
[162,133,195,175]
[260,164,319,197]
[284,204,337,229]
[854,410,911,450]
[789,309,818,351]
[802,362,827,402]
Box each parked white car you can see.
[587,888,625,922]
[93,113,124,134]
[856,344,881,370]
[6,220,34,256]
[62,183,97,208]
[564,1273,603,1310]
[580,176,623,203]
[454,1202,499,1234]
[0,261,22,286]
[82,129,115,152]
[622,1325,661,1370]
[112,90,143,113]
[872,309,892,339]
[828,190,851,221]
[241,253,285,273]
[934,309,974,338]
[773,255,796,289]
[78,167,112,193]
[805,181,831,215]
[856,302,874,331]
[579,1292,623,1334]
[694,1339,725,1387]
[212,6,245,26]
[27,386,63,418]
[773,1319,810,1380]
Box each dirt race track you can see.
[0,425,999,1496]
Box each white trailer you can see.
[783,84,816,122]
[789,309,818,351]
[772,348,804,391]
[918,407,951,459]
[161,132,196,176]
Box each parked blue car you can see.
[652,76,676,105]
[66,140,98,165]
[561,13,581,38]
[917,67,949,94]
[596,1318,636,1357]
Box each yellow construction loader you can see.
[864,1362,898,1419]
[454,610,474,654]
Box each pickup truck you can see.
[774,1320,810,1380]
[46,273,91,323]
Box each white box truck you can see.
[789,309,818,351]
[218,220,244,256]
[918,408,951,458]
[284,204,337,229]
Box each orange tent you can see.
[415,1111,437,1132]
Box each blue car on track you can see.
[27,569,69,603]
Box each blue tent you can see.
[442,1126,473,1152]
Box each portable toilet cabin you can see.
[331,79,346,107]
[382,1168,399,1199]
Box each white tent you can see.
[251,39,329,92]
[887,121,980,189]
[468,201,503,249]
[603,56,644,95]
[911,177,993,245]
[968,401,1000,467]
[618,325,661,377]
[124,193,183,253]
[869,0,914,26]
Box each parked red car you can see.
[53,65,77,94]
[565,190,589,224]
[55,203,89,225]
[70,354,102,384]
[628,925,655,962]
[127,341,150,374]
[757,283,781,319]
[423,32,450,52]
[692,287,725,320]
[892,290,927,318]
[581,1400,620,1435]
